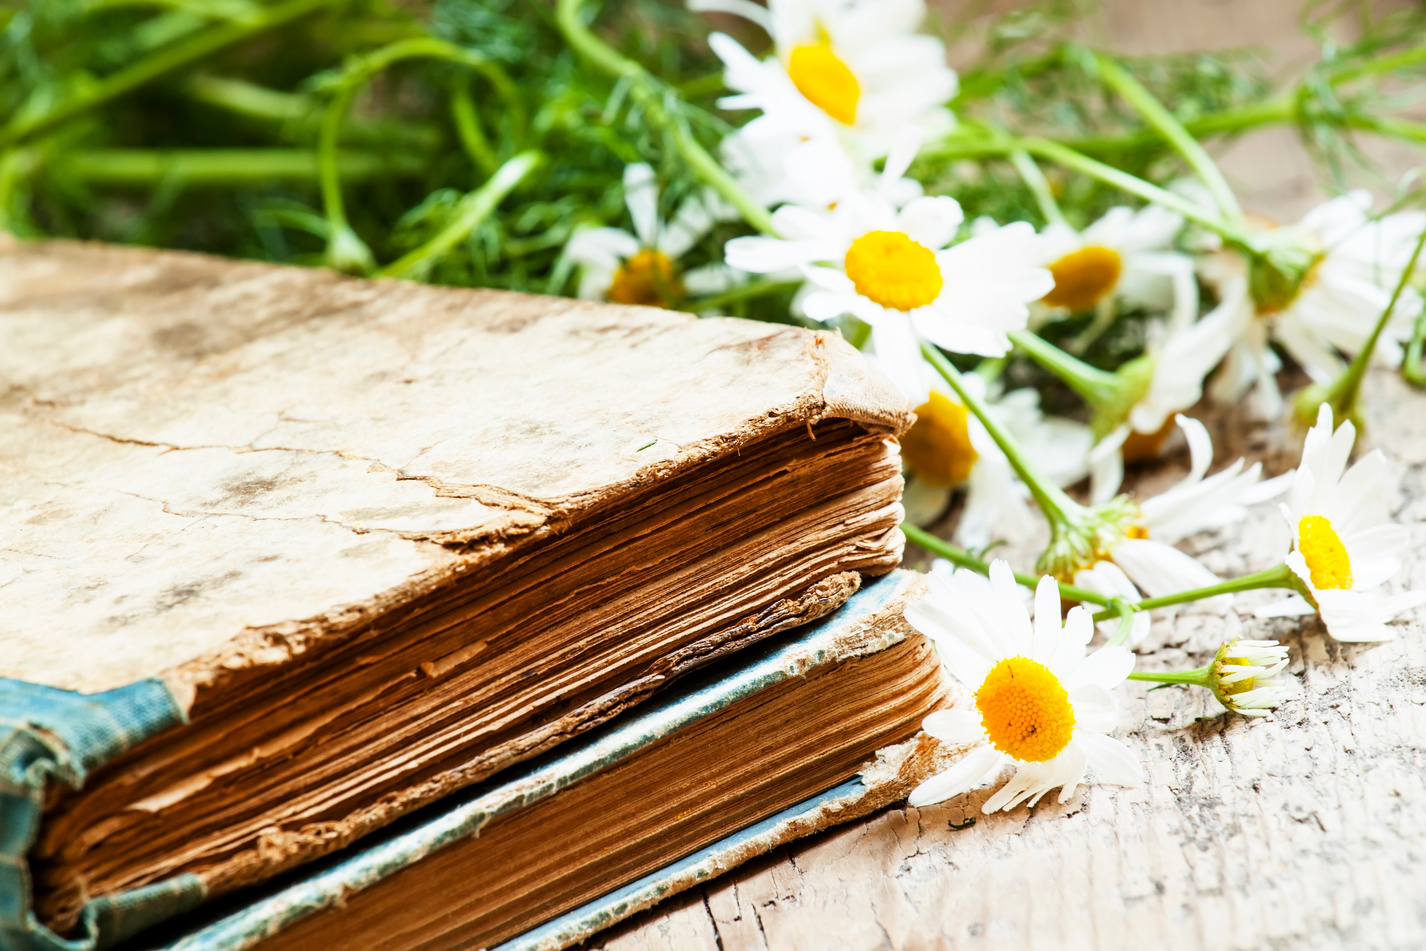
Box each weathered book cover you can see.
[0,241,914,949]
[117,571,957,951]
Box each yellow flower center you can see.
[787,42,860,125]
[1297,514,1352,590]
[1216,655,1256,696]
[974,656,1076,763]
[608,249,682,307]
[844,231,943,311]
[1120,416,1177,463]
[901,391,978,487]
[1042,245,1123,312]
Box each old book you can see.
[0,241,912,949]
[121,570,955,951]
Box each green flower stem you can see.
[920,341,1085,528]
[183,75,441,148]
[378,150,543,281]
[451,83,499,177]
[900,524,1111,607]
[1329,42,1426,84]
[1127,665,1211,686]
[1089,562,1298,623]
[0,0,343,150]
[1009,149,1065,225]
[1008,329,1123,408]
[83,0,263,19]
[1065,38,1426,154]
[1091,53,1243,222]
[320,37,524,132]
[317,37,524,272]
[318,84,371,271]
[1067,96,1296,155]
[555,0,776,236]
[1295,222,1426,421]
[1017,138,1253,248]
[52,148,425,186]
[688,279,803,312]
[923,132,1251,248]
[1345,113,1426,148]
[954,53,1062,104]
[975,355,1008,382]
[0,148,39,233]
[1406,304,1426,388]
[1106,596,1138,647]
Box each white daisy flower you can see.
[899,374,1091,550]
[1035,205,1196,329]
[699,0,957,164]
[1203,260,1286,418]
[1255,403,1426,641]
[564,163,739,306]
[1211,192,1426,409]
[719,124,924,212]
[1085,291,1241,501]
[1072,416,1288,645]
[1208,638,1290,717]
[724,148,1054,360]
[905,560,1142,812]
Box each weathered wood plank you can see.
[592,371,1426,949]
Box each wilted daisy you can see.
[906,561,1141,812]
[1130,637,1291,717]
[1035,205,1196,328]
[1211,192,1426,408]
[1209,638,1290,717]
[900,375,1091,549]
[564,163,738,306]
[1256,403,1426,641]
[725,150,1053,360]
[1083,293,1240,501]
[1068,416,1286,644]
[700,0,957,163]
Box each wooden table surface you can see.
[590,4,1426,943]
[590,367,1426,951]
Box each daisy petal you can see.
[896,196,964,251]
[1253,596,1317,618]
[1030,575,1064,661]
[905,602,994,687]
[1065,645,1135,694]
[1314,588,1395,642]
[1068,683,1119,734]
[622,163,658,248]
[922,709,985,747]
[908,744,1003,808]
[1075,732,1143,786]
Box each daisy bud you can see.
[1246,231,1320,315]
[1207,638,1290,717]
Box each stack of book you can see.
[0,242,954,951]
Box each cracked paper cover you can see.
[0,241,912,697]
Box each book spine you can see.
[0,678,198,950]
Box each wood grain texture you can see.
[588,369,1426,950]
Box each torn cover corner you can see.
[0,677,198,950]
[811,331,915,436]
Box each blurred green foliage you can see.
[0,0,1422,331]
